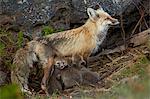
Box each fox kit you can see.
[60,67,100,89]
[44,5,119,66]
[52,63,100,89]
[46,57,72,95]
[53,57,72,69]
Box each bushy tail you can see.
[11,46,37,94]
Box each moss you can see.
[42,26,54,36]
[42,26,65,36]
[133,56,150,77]
[55,28,65,32]
[0,42,5,56]
[17,31,23,48]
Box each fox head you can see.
[54,57,70,69]
[87,6,119,33]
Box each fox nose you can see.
[60,65,65,69]
[112,19,119,25]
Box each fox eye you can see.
[56,61,60,65]
[105,17,110,20]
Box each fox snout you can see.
[111,18,119,25]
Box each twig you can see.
[99,45,126,56]
[104,55,129,67]
[131,12,144,36]
[83,88,111,93]
[143,18,149,29]
[106,55,113,61]
[139,23,142,32]
[131,3,145,36]
[120,14,126,46]
[108,61,131,79]
[0,38,7,45]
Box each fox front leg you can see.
[79,55,87,66]
[41,58,54,95]
[80,53,90,67]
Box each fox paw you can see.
[21,88,32,95]
[41,82,46,90]
[41,84,49,96]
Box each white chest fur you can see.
[92,25,109,53]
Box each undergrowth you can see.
[0,27,149,99]
[98,56,150,99]
[42,26,64,36]
[0,29,30,70]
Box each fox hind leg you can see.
[41,57,54,95]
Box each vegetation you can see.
[0,84,23,99]
[42,26,54,36]
[17,31,24,48]
[0,29,16,69]
[42,26,64,36]
[0,29,29,69]
[100,56,150,99]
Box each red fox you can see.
[41,6,119,91]
[12,5,119,95]
[45,6,119,64]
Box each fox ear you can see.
[95,4,104,11]
[87,8,97,21]
[98,5,104,11]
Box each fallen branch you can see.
[129,28,150,47]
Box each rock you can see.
[0,0,71,36]
[0,0,144,35]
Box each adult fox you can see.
[45,6,119,64]
[41,5,119,91]
[12,5,119,95]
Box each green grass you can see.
[42,26,65,36]
[0,84,23,99]
[0,42,5,56]
[17,31,23,48]
[42,26,54,36]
